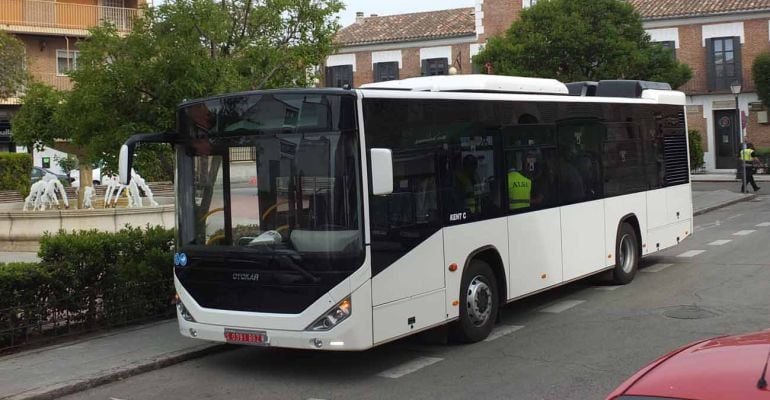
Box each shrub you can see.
[38,225,175,327]
[0,152,32,196]
[688,129,705,172]
[0,263,53,347]
[0,226,174,350]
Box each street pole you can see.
[731,82,745,192]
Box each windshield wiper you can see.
[274,251,321,284]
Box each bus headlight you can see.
[177,299,196,322]
[306,297,351,331]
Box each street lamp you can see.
[730,81,745,192]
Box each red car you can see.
[606,330,770,400]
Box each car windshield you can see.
[175,93,363,261]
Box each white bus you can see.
[119,75,692,350]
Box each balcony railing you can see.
[0,0,140,32]
[35,73,74,91]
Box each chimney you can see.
[356,11,365,23]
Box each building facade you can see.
[330,0,770,172]
[0,0,144,171]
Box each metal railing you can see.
[34,73,75,91]
[0,279,174,354]
[0,0,140,32]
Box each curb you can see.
[4,344,233,400]
[694,193,757,216]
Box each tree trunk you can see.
[78,158,92,209]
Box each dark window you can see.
[503,115,559,211]
[325,65,353,88]
[374,62,399,82]
[555,118,605,203]
[707,37,741,91]
[421,58,448,76]
[656,40,676,60]
[602,121,647,196]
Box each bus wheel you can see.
[450,259,498,343]
[612,222,639,285]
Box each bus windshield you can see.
[176,93,363,265]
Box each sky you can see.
[336,0,474,26]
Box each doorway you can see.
[714,109,739,169]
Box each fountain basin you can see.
[0,198,175,251]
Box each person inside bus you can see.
[455,154,482,214]
[507,152,534,210]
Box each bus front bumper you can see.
[175,280,374,351]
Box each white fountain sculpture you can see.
[23,174,68,211]
[82,185,96,209]
[22,180,47,211]
[103,176,125,207]
[131,170,159,207]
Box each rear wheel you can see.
[450,259,498,343]
[612,222,639,284]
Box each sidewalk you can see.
[692,189,756,216]
[0,320,227,400]
[0,187,757,400]
[692,173,770,182]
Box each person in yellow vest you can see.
[507,168,531,210]
[455,154,481,213]
[740,142,760,193]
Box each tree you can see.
[474,0,693,89]
[753,52,770,108]
[0,31,28,99]
[13,0,342,198]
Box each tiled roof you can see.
[335,7,476,46]
[631,0,770,20]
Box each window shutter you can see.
[705,38,715,92]
[421,60,429,76]
[373,62,381,82]
[325,67,333,87]
[733,36,742,86]
[440,58,449,75]
[393,63,400,80]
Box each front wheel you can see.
[450,259,498,343]
[612,222,639,284]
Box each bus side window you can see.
[503,124,558,212]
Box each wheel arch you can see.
[618,213,643,256]
[463,245,507,305]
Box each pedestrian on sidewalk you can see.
[740,142,761,193]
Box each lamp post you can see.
[730,81,744,192]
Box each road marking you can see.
[377,356,444,379]
[733,230,756,236]
[643,263,673,273]
[757,222,770,227]
[595,285,622,291]
[727,214,743,220]
[677,250,705,258]
[484,325,524,342]
[709,239,732,246]
[540,300,586,314]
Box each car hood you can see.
[618,330,770,400]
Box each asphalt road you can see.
[66,183,770,400]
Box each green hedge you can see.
[0,152,32,196]
[0,226,175,350]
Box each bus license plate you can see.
[224,328,269,346]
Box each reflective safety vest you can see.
[507,171,531,209]
[740,148,755,161]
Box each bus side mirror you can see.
[370,148,393,196]
[118,143,134,185]
[118,132,176,185]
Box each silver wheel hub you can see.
[466,276,492,326]
[619,234,636,274]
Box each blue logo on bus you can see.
[174,253,188,267]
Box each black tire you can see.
[612,222,640,285]
[450,259,499,343]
